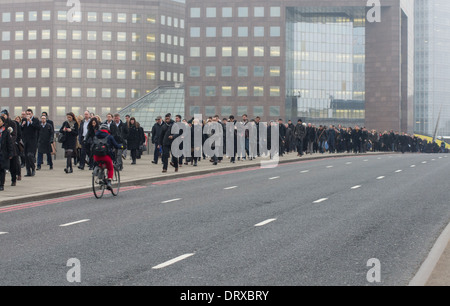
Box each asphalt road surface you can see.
[1,153,449,286]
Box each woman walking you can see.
[59,112,79,174]
[85,117,99,170]
[0,117,13,191]
[127,117,140,165]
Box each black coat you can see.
[59,121,79,151]
[21,117,40,151]
[127,124,141,150]
[0,128,13,170]
[38,123,54,154]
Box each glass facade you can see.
[286,7,366,124]
[119,86,184,131]
[415,0,450,137]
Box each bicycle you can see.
[92,161,120,199]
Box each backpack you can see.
[92,136,109,156]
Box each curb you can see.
[0,152,394,207]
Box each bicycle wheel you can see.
[110,167,120,196]
[92,167,106,199]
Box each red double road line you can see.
[0,186,146,214]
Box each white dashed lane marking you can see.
[224,186,238,190]
[161,198,182,204]
[313,198,328,204]
[59,219,90,227]
[377,176,385,180]
[152,253,195,270]
[351,185,362,190]
[255,219,277,227]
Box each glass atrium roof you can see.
[119,85,185,131]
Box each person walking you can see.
[159,114,179,173]
[84,117,99,170]
[0,117,13,191]
[21,109,40,177]
[112,114,128,171]
[127,117,140,165]
[77,111,91,170]
[294,119,306,157]
[1,110,20,186]
[151,116,163,164]
[37,115,54,171]
[59,112,79,174]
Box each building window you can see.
[254,7,265,17]
[146,52,155,61]
[72,69,82,78]
[57,11,67,21]
[222,27,232,37]
[160,52,165,62]
[205,86,216,97]
[88,12,97,22]
[103,13,112,23]
[222,66,232,77]
[86,69,96,79]
[2,12,11,23]
[222,86,232,97]
[87,31,97,41]
[190,67,200,77]
[132,14,141,24]
[1,88,10,98]
[42,30,51,40]
[147,34,155,42]
[254,106,264,117]
[1,69,9,79]
[28,49,37,59]
[102,69,112,79]
[205,106,216,117]
[102,88,111,98]
[189,86,200,97]
[117,51,127,61]
[15,88,23,97]
[238,66,248,77]
[270,27,281,37]
[57,30,67,40]
[190,8,201,18]
[56,87,66,97]
[42,11,51,21]
[117,70,126,80]
[102,31,112,41]
[56,68,66,78]
[117,32,127,42]
[270,46,281,57]
[222,7,232,18]
[206,47,216,57]
[190,27,200,38]
[87,88,96,98]
[87,50,97,60]
[254,27,264,37]
[117,13,127,23]
[28,30,37,40]
[15,50,24,60]
[41,68,50,78]
[72,30,82,40]
[1,31,10,41]
[117,89,126,98]
[205,66,216,77]
[270,86,281,97]
[15,31,24,41]
[1,50,10,60]
[222,47,232,57]
[254,66,264,77]
[238,7,248,18]
[270,106,280,117]
[15,12,24,22]
[254,47,264,57]
[206,8,216,18]
[206,27,217,38]
[72,88,81,97]
[146,15,156,24]
[270,66,281,77]
[56,49,66,59]
[270,7,281,17]
[41,88,50,97]
[28,11,37,21]
[238,27,248,37]
[254,86,264,97]
[238,47,248,57]
[190,47,200,57]
[14,69,23,79]
[102,50,112,60]
[146,71,155,80]
[132,51,141,61]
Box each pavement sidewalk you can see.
[0,151,448,286]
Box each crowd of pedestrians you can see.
[149,113,448,173]
[0,109,447,191]
[0,109,146,192]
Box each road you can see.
[0,153,449,286]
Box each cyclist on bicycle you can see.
[92,124,123,190]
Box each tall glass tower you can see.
[415,0,450,137]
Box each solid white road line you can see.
[377,176,385,180]
[255,219,277,227]
[269,176,280,180]
[313,198,328,204]
[409,221,450,286]
[59,219,90,227]
[224,186,238,190]
[161,198,182,204]
[351,185,362,190]
[152,253,195,270]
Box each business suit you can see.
[21,116,40,176]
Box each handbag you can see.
[58,133,66,144]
